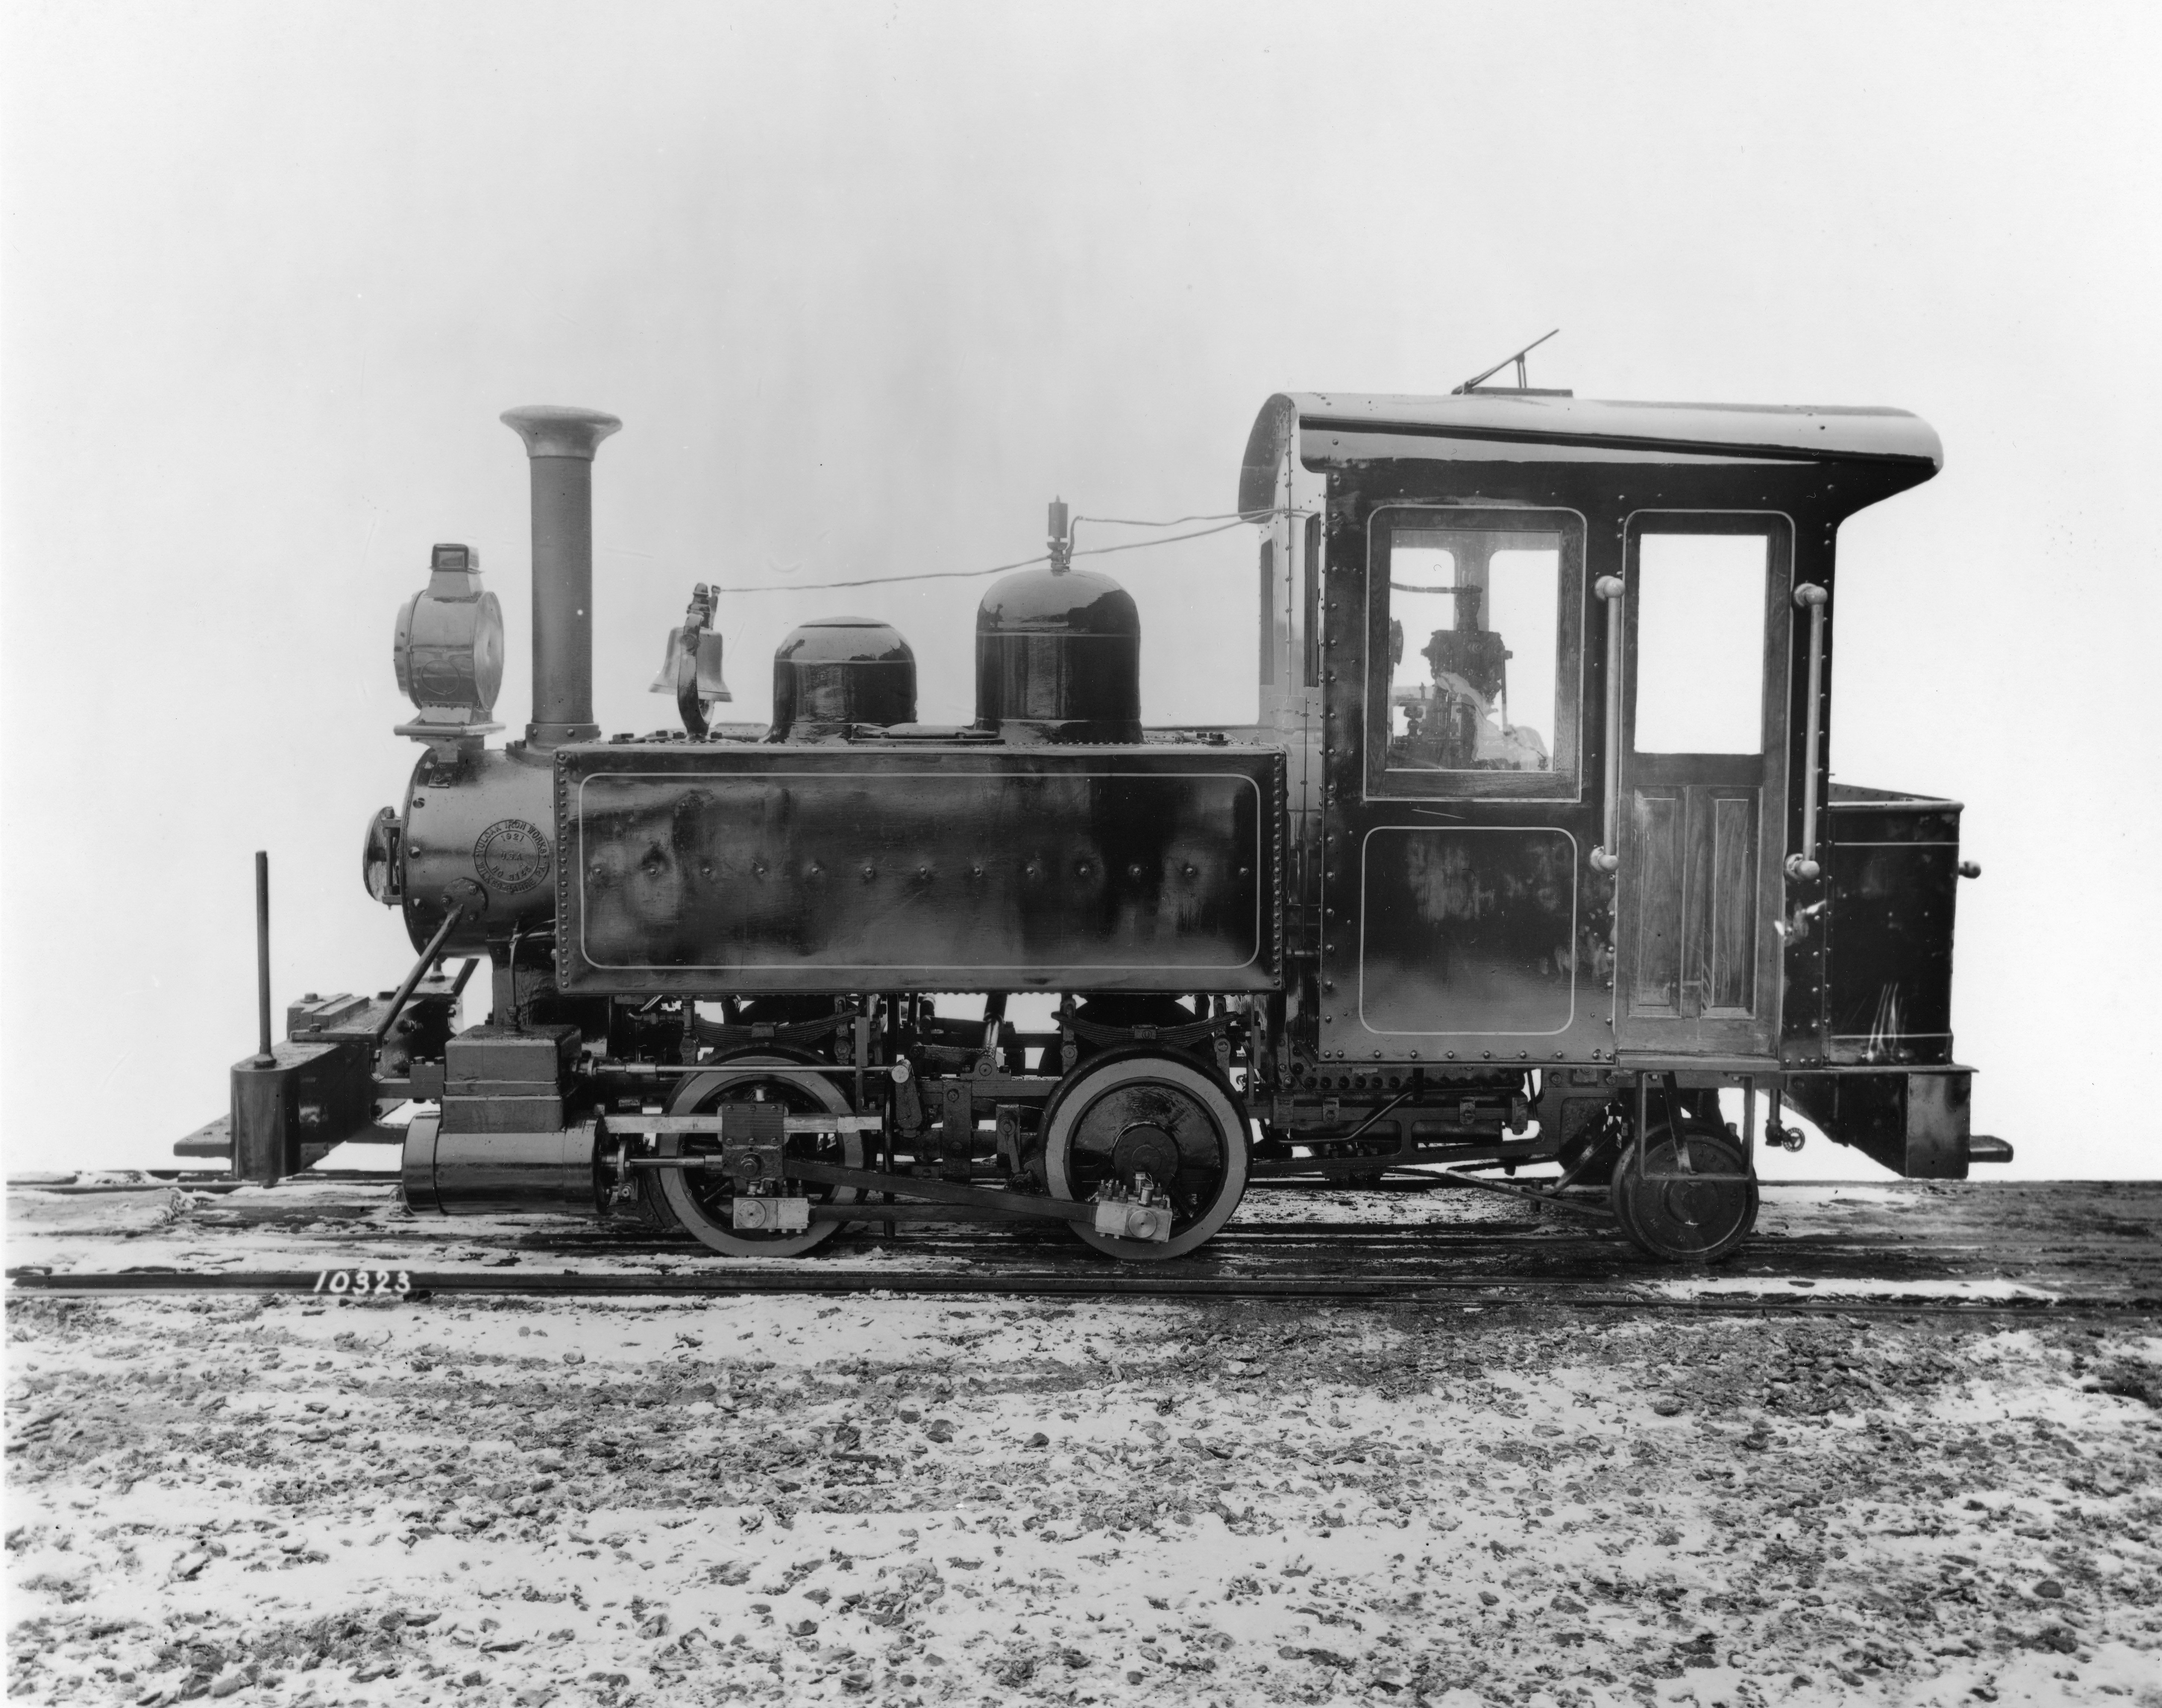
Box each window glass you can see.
[1384,529,1560,773]
[1634,533,1767,755]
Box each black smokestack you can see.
[500,405,621,747]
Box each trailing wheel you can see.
[656,1053,864,1259]
[1042,1051,1249,1261]
[1609,1121,1758,1264]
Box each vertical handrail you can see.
[1590,576,1626,873]
[1786,583,1830,881]
[253,851,275,1067]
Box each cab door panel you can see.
[1626,781,1685,1017]
[1700,783,1761,1016]
[1626,760,1763,1022]
[1356,825,1579,1038]
[1613,519,1790,1058]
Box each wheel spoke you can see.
[656,1055,863,1259]
[1042,1054,1250,1262]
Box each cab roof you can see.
[1238,390,1943,519]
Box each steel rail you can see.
[5,1266,2153,1317]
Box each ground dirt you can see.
[7,1274,2161,1708]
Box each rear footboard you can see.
[1785,1067,2007,1179]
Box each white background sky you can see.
[3,2,2158,1178]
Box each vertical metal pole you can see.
[254,851,275,1067]
[1591,576,1626,873]
[881,1000,897,1183]
[1800,592,1826,862]
[1605,578,1626,854]
[1787,584,1830,881]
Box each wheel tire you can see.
[1609,1121,1758,1264]
[656,1053,863,1259]
[1042,1051,1248,1262]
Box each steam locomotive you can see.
[207,381,2008,1263]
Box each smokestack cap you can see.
[501,405,623,461]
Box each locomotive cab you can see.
[1240,385,2000,1203]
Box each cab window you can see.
[1366,509,1583,800]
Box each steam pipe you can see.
[499,405,622,747]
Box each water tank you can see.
[771,617,917,741]
[975,566,1142,742]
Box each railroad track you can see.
[10,1178,2159,1315]
[7,1266,2153,1317]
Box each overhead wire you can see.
[1072,510,1251,528]
[1071,514,1256,558]
[712,554,1052,597]
[1066,508,1253,554]
[708,506,1303,597]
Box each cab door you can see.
[1613,516,1791,1057]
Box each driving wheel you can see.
[656,1053,864,1258]
[1610,1121,1758,1264]
[1042,1052,1249,1261]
